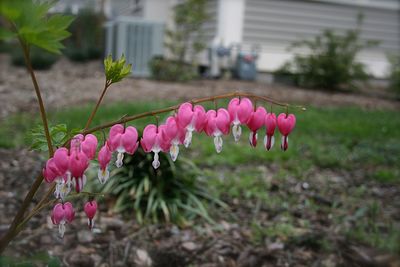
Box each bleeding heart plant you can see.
[0,0,305,252]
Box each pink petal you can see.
[216,108,230,135]
[51,203,65,224]
[53,147,69,174]
[265,113,277,136]
[69,150,89,179]
[122,126,139,154]
[141,124,158,152]
[205,110,217,136]
[63,202,75,223]
[98,143,112,170]
[193,105,207,132]
[177,102,194,128]
[81,134,98,159]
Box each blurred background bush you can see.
[64,9,104,62]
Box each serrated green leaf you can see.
[30,123,68,152]
[0,0,74,54]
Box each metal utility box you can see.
[234,52,258,81]
[105,16,164,77]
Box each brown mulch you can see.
[1,149,399,267]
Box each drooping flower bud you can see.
[84,200,98,230]
[97,142,112,184]
[264,113,277,151]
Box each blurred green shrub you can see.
[388,55,400,98]
[99,149,224,226]
[11,46,59,70]
[151,0,207,81]
[64,9,104,62]
[278,16,378,90]
[149,56,198,82]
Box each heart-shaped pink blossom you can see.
[205,108,230,153]
[51,202,75,237]
[247,107,267,147]
[277,113,296,151]
[177,103,207,147]
[141,124,169,169]
[228,97,253,124]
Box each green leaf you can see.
[0,0,74,54]
[29,123,68,152]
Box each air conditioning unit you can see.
[104,16,164,77]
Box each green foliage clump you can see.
[64,9,104,62]
[150,0,207,82]
[99,150,224,226]
[388,55,400,97]
[278,17,378,90]
[11,45,59,70]
[149,56,198,82]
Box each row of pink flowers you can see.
[44,97,296,236]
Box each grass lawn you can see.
[1,100,399,253]
[1,101,399,181]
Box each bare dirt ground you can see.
[1,149,399,267]
[0,54,398,119]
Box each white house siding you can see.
[242,0,400,77]
[194,0,219,65]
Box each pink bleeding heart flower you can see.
[108,124,139,168]
[72,134,98,160]
[277,113,296,151]
[247,107,267,147]
[264,113,277,151]
[205,108,230,153]
[163,116,185,161]
[97,142,112,184]
[84,200,98,230]
[141,124,169,169]
[52,147,73,199]
[69,147,89,193]
[51,202,75,238]
[228,97,253,142]
[177,103,207,147]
